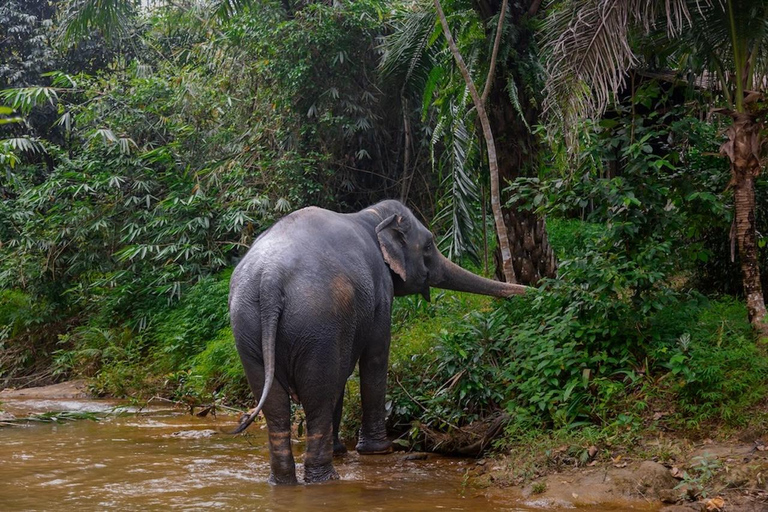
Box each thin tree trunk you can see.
[721,113,768,336]
[481,182,489,275]
[433,0,515,283]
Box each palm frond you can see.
[643,0,768,107]
[212,0,253,20]
[379,6,438,96]
[433,97,481,261]
[59,0,138,43]
[540,0,695,147]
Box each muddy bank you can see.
[0,379,90,399]
[473,438,768,511]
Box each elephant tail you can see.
[228,277,281,435]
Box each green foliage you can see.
[388,279,761,449]
[1,0,408,322]
[379,0,545,263]
[53,326,140,378]
[0,0,58,89]
[50,270,236,399]
[0,289,54,341]
[148,271,231,369]
[515,81,735,289]
[59,0,139,44]
[674,454,722,499]
[389,291,498,426]
[545,217,602,260]
[0,289,63,387]
[660,298,768,427]
[186,329,248,404]
[385,85,765,446]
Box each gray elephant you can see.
[228,200,527,484]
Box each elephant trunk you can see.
[430,253,529,297]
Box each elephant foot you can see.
[355,435,393,455]
[268,472,299,486]
[333,437,348,456]
[303,465,340,484]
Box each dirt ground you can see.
[472,437,768,511]
[0,379,90,400]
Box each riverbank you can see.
[475,433,768,511]
[0,379,89,399]
[3,381,767,511]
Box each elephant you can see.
[228,199,527,484]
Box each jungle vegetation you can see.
[2,0,768,453]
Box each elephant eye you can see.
[424,240,432,252]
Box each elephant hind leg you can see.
[238,351,297,485]
[302,407,339,483]
[297,372,341,483]
[263,385,297,485]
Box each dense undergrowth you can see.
[382,216,768,452]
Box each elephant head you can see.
[374,203,528,300]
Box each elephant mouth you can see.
[421,286,431,302]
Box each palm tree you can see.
[542,0,768,335]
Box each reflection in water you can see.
[0,401,524,511]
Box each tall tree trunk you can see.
[476,0,557,285]
[489,79,556,284]
[721,113,768,336]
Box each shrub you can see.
[148,270,232,370]
[662,297,768,427]
[0,289,64,387]
[185,328,249,405]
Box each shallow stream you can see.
[0,399,648,511]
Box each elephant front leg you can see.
[356,338,393,455]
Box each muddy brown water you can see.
[0,399,648,511]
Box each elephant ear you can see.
[376,214,408,281]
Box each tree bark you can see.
[721,113,768,336]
